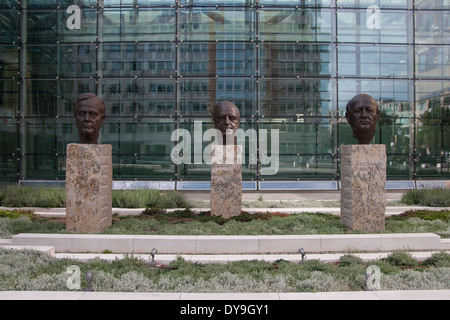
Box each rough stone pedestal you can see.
[340,145,386,232]
[66,144,112,233]
[211,145,242,218]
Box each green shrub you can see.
[420,252,450,268]
[384,251,418,267]
[401,189,450,207]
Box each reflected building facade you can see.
[0,0,449,186]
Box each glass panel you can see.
[416,154,446,178]
[337,9,411,44]
[59,44,97,78]
[386,155,412,179]
[259,8,332,42]
[102,43,176,77]
[415,0,450,9]
[260,155,337,180]
[101,79,175,116]
[375,117,414,155]
[261,118,335,155]
[0,80,19,116]
[337,0,411,8]
[184,0,255,6]
[23,118,56,155]
[260,0,331,7]
[0,0,19,7]
[104,0,175,7]
[261,79,333,117]
[25,80,58,117]
[107,118,175,155]
[0,155,17,182]
[338,44,411,78]
[114,155,175,180]
[102,8,176,42]
[0,47,18,80]
[416,46,450,79]
[417,118,443,155]
[179,78,256,117]
[338,79,414,117]
[56,118,78,154]
[180,42,256,77]
[415,81,450,118]
[415,11,450,45]
[260,43,332,77]
[0,10,19,44]
[0,118,18,154]
[180,8,255,41]
[27,11,59,44]
[22,154,56,179]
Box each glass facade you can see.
[0,0,449,186]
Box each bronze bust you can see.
[74,93,106,144]
[212,101,240,145]
[345,94,380,145]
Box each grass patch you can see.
[1,248,449,292]
[401,188,450,207]
[0,186,191,209]
[0,186,65,208]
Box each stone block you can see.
[211,145,242,218]
[66,144,112,233]
[340,145,386,232]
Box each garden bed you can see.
[1,208,450,238]
[1,248,449,292]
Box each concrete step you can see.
[10,233,446,254]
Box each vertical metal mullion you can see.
[412,0,417,181]
[18,0,28,183]
[174,0,180,186]
[334,1,340,186]
[255,0,260,188]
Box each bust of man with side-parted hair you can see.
[74,93,106,144]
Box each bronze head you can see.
[212,101,240,145]
[74,93,106,144]
[345,94,380,145]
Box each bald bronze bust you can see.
[345,94,380,145]
[74,93,106,144]
[212,101,240,145]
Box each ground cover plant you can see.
[0,208,449,238]
[1,248,449,292]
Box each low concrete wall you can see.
[11,233,446,254]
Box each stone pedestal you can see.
[340,145,386,232]
[211,145,242,218]
[66,144,112,233]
